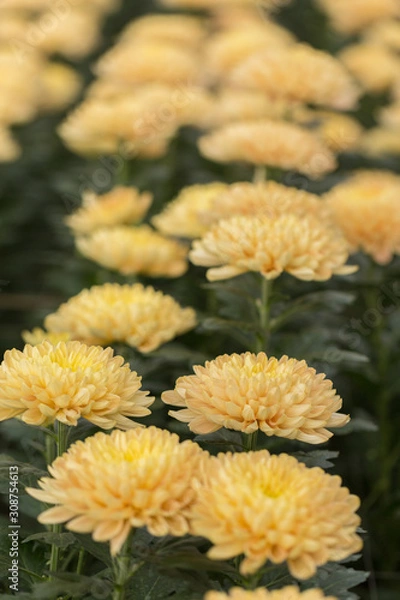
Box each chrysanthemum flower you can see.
[191,451,362,578]
[316,0,400,34]
[198,120,337,178]
[358,127,400,157]
[58,93,179,158]
[204,587,338,600]
[152,182,229,239]
[293,109,363,153]
[119,14,206,48]
[189,214,357,282]
[95,41,200,86]
[21,328,71,346]
[205,25,295,80]
[339,43,400,93]
[0,341,153,428]
[162,352,349,443]
[65,187,152,235]
[199,181,333,227]
[38,63,82,113]
[207,88,291,128]
[44,283,197,353]
[26,427,206,555]
[159,0,291,8]
[232,45,360,110]
[324,170,400,264]
[76,225,188,278]
[379,102,400,129]
[364,19,400,51]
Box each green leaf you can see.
[23,532,76,549]
[303,562,369,599]
[30,573,112,600]
[293,450,339,469]
[126,563,195,600]
[72,534,113,568]
[201,317,258,333]
[194,429,243,450]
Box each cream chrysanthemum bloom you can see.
[200,181,333,227]
[119,14,206,48]
[0,341,153,428]
[44,283,197,353]
[95,41,200,86]
[204,587,338,600]
[59,92,179,158]
[293,109,363,153]
[232,45,360,110]
[205,25,295,80]
[316,0,400,34]
[207,88,291,128]
[364,19,400,51]
[76,225,188,278]
[152,182,229,239]
[189,214,357,282]
[324,170,400,264]
[162,352,349,443]
[21,328,71,346]
[65,187,152,235]
[379,102,400,129]
[198,120,337,178]
[358,127,400,157]
[339,43,400,93]
[27,427,206,555]
[38,63,82,113]
[191,451,362,578]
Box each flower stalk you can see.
[255,276,272,353]
[112,533,143,600]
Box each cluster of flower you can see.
[0,0,120,162]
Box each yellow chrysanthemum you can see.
[207,88,292,128]
[119,14,206,48]
[58,93,178,158]
[44,283,197,353]
[65,186,152,235]
[189,214,357,282]
[38,63,82,113]
[316,0,400,34]
[199,181,333,227]
[339,43,400,93]
[0,49,43,126]
[325,170,400,264]
[204,587,338,600]
[364,19,400,51]
[205,25,295,80]
[379,102,400,129]
[191,451,362,578]
[232,45,360,110]
[0,341,153,429]
[162,352,349,443]
[0,127,21,163]
[198,120,337,178]
[159,0,291,9]
[358,127,400,157]
[152,182,229,239]
[27,427,206,555]
[95,41,201,86]
[76,225,188,278]
[294,109,363,153]
[21,328,71,346]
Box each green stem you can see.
[76,548,85,575]
[255,277,272,353]
[253,165,267,183]
[48,422,69,581]
[243,430,259,452]
[112,533,142,600]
